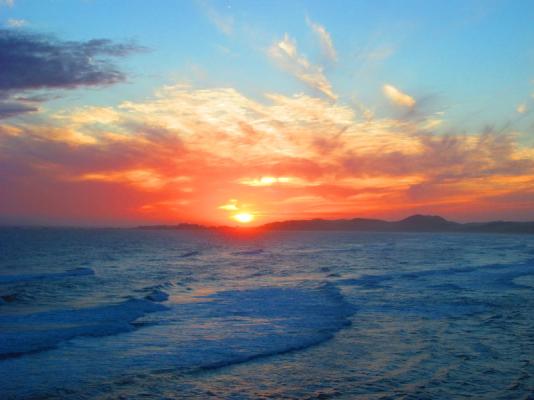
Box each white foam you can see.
[0,284,353,398]
[0,299,168,358]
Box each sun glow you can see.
[233,212,254,224]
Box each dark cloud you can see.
[13,93,61,103]
[0,101,37,118]
[0,29,144,119]
[0,29,144,91]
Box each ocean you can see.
[0,228,532,399]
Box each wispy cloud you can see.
[362,45,395,62]
[517,103,527,113]
[218,199,239,211]
[239,176,293,187]
[307,18,337,62]
[78,169,190,191]
[6,18,26,27]
[383,84,416,107]
[269,34,337,100]
[199,0,234,35]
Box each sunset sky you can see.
[1,0,534,226]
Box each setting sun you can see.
[2,2,534,399]
[233,213,254,224]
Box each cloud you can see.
[199,0,233,35]
[269,34,337,100]
[78,169,190,191]
[0,29,144,119]
[239,176,293,186]
[361,46,395,62]
[0,0,14,7]
[219,199,239,211]
[383,84,416,107]
[6,18,27,27]
[0,101,37,118]
[307,18,337,62]
[517,103,527,113]
[1,84,533,224]
[0,30,144,91]
[53,106,120,126]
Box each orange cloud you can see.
[78,169,191,191]
[0,84,533,225]
[383,84,416,107]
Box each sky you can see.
[0,0,533,226]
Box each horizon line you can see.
[2,213,534,230]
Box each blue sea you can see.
[0,228,533,399]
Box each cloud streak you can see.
[199,0,234,35]
[307,18,337,62]
[6,19,27,27]
[0,100,37,119]
[269,34,337,100]
[383,84,416,107]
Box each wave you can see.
[192,284,354,371]
[232,249,264,256]
[145,289,169,302]
[0,293,18,304]
[179,251,200,258]
[0,298,168,359]
[0,284,354,398]
[338,259,534,291]
[0,267,95,284]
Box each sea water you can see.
[0,228,532,399]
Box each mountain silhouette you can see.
[137,215,534,234]
[261,214,534,234]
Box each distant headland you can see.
[137,215,534,234]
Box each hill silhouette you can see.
[138,215,534,234]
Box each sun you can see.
[233,212,254,224]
